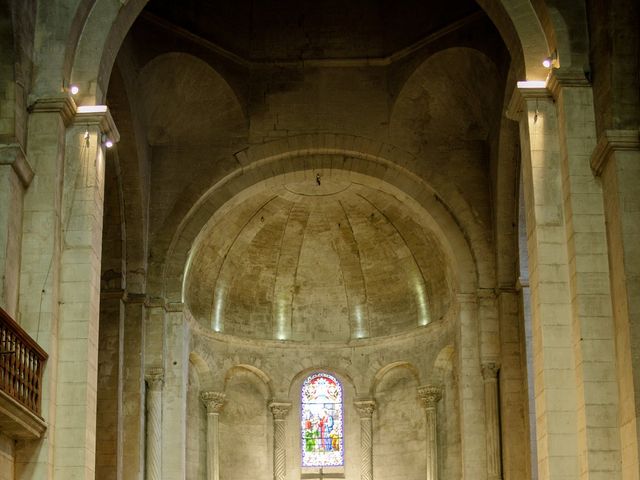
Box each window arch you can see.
[300,372,344,467]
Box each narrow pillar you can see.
[354,400,376,480]
[482,363,502,480]
[269,401,292,480]
[418,385,442,480]
[201,391,226,480]
[145,368,164,480]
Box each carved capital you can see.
[482,362,499,382]
[145,368,164,391]
[417,385,442,408]
[74,105,120,142]
[201,391,225,414]
[269,401,292,420]
[354,400,376,419]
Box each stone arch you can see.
[154,135,483,308]
[223,364,274,399]
[476,0,550,81]
[188,351,215,390]
[136,51,246,146]
[370,361,422,397]
[44,0,559,105]
[431,344,455,384]
[288,367,359,400]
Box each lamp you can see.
[542,51,558,69]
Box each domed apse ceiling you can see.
[185,176,452,343]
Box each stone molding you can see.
[201,391,225,414]
[145,368,164,391]
[590,129,640,176]
[74,105,120,143]
[417,385,442,408]
[354,400,376,418]
[0,143,34,187]
[269,401,292,420]
[506,84,553,122]
[546,69,591,100]
[28,95,77,126]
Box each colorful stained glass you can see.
[301,373,344,467]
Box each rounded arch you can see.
[151,135,484,308]
[288,367,359,400]
[52,0,560,106]
[476,0,550,81]
[188,351,215,390]
[223,364,274,399]
[370,361,422,397]
[431,344,455,384]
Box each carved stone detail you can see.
[201,391,225,414]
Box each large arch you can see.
[151,136,483,308]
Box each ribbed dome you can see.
[185,177,451,342]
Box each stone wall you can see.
[0,434,13,480]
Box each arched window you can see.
[300,372,344,467]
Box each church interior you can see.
[0,0,639,479]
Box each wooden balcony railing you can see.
[0,307,47,417]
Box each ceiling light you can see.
[542,51,558,69]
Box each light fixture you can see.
[101,133,114,149]
[69,84,79,95]
[542,51,558,69]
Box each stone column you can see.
[354,400,376,480]
[269,401,292,480]
[145,368,164,480]
[201,391,226,480]
[418,385,442,480]
[482,363,502,480]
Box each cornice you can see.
[0,143,34,187]
[28,95,77,126]
[74,105,120,143]
[591,129,640,176]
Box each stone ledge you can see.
[0,143,34,187]
[0,389,47,440]
[591,129,640,176]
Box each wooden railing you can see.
[0,307,47,417]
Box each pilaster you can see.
[591,129,640,480]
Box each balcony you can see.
[0,307,47,439]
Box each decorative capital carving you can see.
[145,368,164,391]
[417,385,442,408]
[354,400,376,418]
[269,401,292,420]
[482,362,499,382]
[201,391,225,414]
[591,129,640,176]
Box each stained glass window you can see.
[301,372,344,467]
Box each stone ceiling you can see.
[185,177,452,343]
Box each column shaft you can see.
[145,369,164,480]
[269,402,291,480]
[482,364,501,480]
[418,386,442,480]
[201,391,225,480]
[355,400,375,480]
